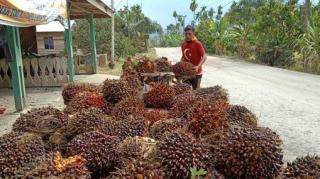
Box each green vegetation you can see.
[190,167,207,179]
[152,0,320,74]
[73,5,162,59]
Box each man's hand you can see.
[193,66,199,72]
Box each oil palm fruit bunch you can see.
[64,107,108,139]
[169,92,197,118]
[149,118,185,140]
[101,118,147,140]
[66,131,121,172]
[143,82,175,109]
[172,83,192,95]
[187,99,229,138]
[13,106,67,132]
[143,109,169,126]
[103,79,137,104]
[155,57,172,72]
[194,85,229,102]
[25,152,90,178]
[62,82,101,105]
[0,132,45,177]
[172,61,197,77]
[283,154,320,178]
[121,73,143,91]
[109,159,166,179]
[136,58,156,73]
[122,57,134,73]
[225,105,258,127]
[204,125,283,178]
[157,131,211,178]
[64,91,108,114]
[115,136,157,168]
[111,96,145,120]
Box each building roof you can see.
[70,0,113,19]
[36,21,65,32]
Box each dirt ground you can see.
[155,47,320,162]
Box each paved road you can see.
[155,47,320,162]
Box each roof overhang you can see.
[70,0,113,19]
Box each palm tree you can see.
[190,0,198,25]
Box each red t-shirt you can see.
[181,38,205,75]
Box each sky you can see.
[104,0,236,28]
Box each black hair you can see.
[184,25,195,32]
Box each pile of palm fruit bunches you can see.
[1,56,319,179]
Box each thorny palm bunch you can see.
[102,79,137,104]
[101,118,147,140]
[0,132,46,178]
[122,57,134,73]
[172,83,192,95]
[194,85,229,102]
[121,73,143,91]
[224,105,258,127]
[13,107,67,132]
[283,154,320,179]
[169,92,197,118]
[149,118,184,140]
[187,99,230,138]
[66,131,121,172]
[64,107,108,139]
[203,126,283,178]
[62,83,101,105]
[157,131,211,178]
[109,159,166,179]
[64,92,109,114]
[115,136,157,168]
[172,61,197,77]
[136,58,156,73]
[111,96,145,120]
[25,152,90,178]
[143,109,169,126]
[155,57,172,72]
[143,83,175,109]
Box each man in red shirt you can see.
[180,25,207,90]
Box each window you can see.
[44,37,54,49]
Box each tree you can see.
[190,0,198,25]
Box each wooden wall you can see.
[36,32,65,55]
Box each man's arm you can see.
[193,42,206,71]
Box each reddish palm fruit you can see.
[169,92,197,118]
[149,118,185,140]
[187,99,230,138]
[194,85,229,102]
[172,83,192,95]
[203,125,283,178]
[0,132,46,178]
[115,136,157,168]
[136,58,156,73]
[172,61,197,77]
[122,57,134,73]
[143,109,169,126]
[62,82,101,105]
[66,131,121,172]
[155,57,172,72]
[121,73,143,91]
[111,96,145,120]
[25,152,90,178]
[157,131,211,178]
[283,154,320,179]
[13,107,67,132]
[64,107,108,139]
[143,82,175,109]
[102,79,137,104]
[225,105,258,127]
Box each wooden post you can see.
[65,0,74,82]
[6,26,25,111]
[89,14,97,73]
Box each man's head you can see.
[184,25,195,42]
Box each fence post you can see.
[89,14,97,73]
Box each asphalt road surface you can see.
[155,47,320,162]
